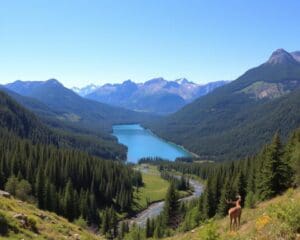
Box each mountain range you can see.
[2,48,300,161]
[2,79,156,159]
[147,49,300,160]
[73,78,228,114]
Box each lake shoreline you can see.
[140,124,200,159]
[112,123,199,162]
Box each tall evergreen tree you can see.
[63,179,75,221]
[257,133,292,200]
[163,182,179,227]
[35,169,45,209]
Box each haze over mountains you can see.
[73,78,228,114]
[147,49,300,160]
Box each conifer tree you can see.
[35,169,45,209]
[63,179,75,221]
[217,177,231,216]
[257,133,292,200]
[163,182,179,226]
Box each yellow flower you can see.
[255,215,271,231]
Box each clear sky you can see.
[1,0,299,87]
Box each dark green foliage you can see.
[4,176,32,201]
[15,179,32,201]
[217,178,231,216]
[119,221,129,239]
[2,78,158,159]
[101,207,118,239]
[148,129,299,234]
[160,171,190,191]
[284,129,300,186]
[256,133,292,200]
[0,212,9,235]
[4,176,19,196]
[145,218,152,238]
[0,128,139,225]
[146,57,300,161]
[163,182,179,227]
[0,89,127,159]
[245,191,256,208]
[63,180,76,221]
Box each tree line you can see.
[124,129,300,239]
[0,128,142,226]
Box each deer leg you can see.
[233,218,237,231]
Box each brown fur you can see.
[227,196,242,231]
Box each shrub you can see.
[199,220,220,240]
[16,179,32,201]
[4,176,18,195]
[74,216,87,229]
[5,176,32,201]
[245,191,256,208]
[0,212,9,235]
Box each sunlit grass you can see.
[0,196,103,240]
[133,164,170,211]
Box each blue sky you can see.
[0,0,299,87]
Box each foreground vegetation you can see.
[123,128,300,239]
[0,195,103,240]
[165,188,300,240]
[0,127,143,238]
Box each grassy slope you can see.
[133,165,170,211]
[0,196,103,240]
[164,189,300,240]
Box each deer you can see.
[226,195,242,231]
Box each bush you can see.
[5,176,32,201]
[4,176,18,195]
[16,179,32,201]
[74,216,87,229]
[199,220,220,240]
[245,191,256,208]
[0,212,9,235]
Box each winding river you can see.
[130,178,203,226]
[112,124,203,226]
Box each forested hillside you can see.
[0,91,127,159]
[3,79,159,159]
[147,49,300,161]
[5,79,154,132]
[0,128,142,233]
[122,128,300,239]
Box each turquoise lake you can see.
[112,124,191,163]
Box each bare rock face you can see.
[267,48,297,65]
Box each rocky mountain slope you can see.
[147,49,300,160]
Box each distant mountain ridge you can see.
[73,78,228,114]
[4,79,157,159]
[147,48,300,160]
